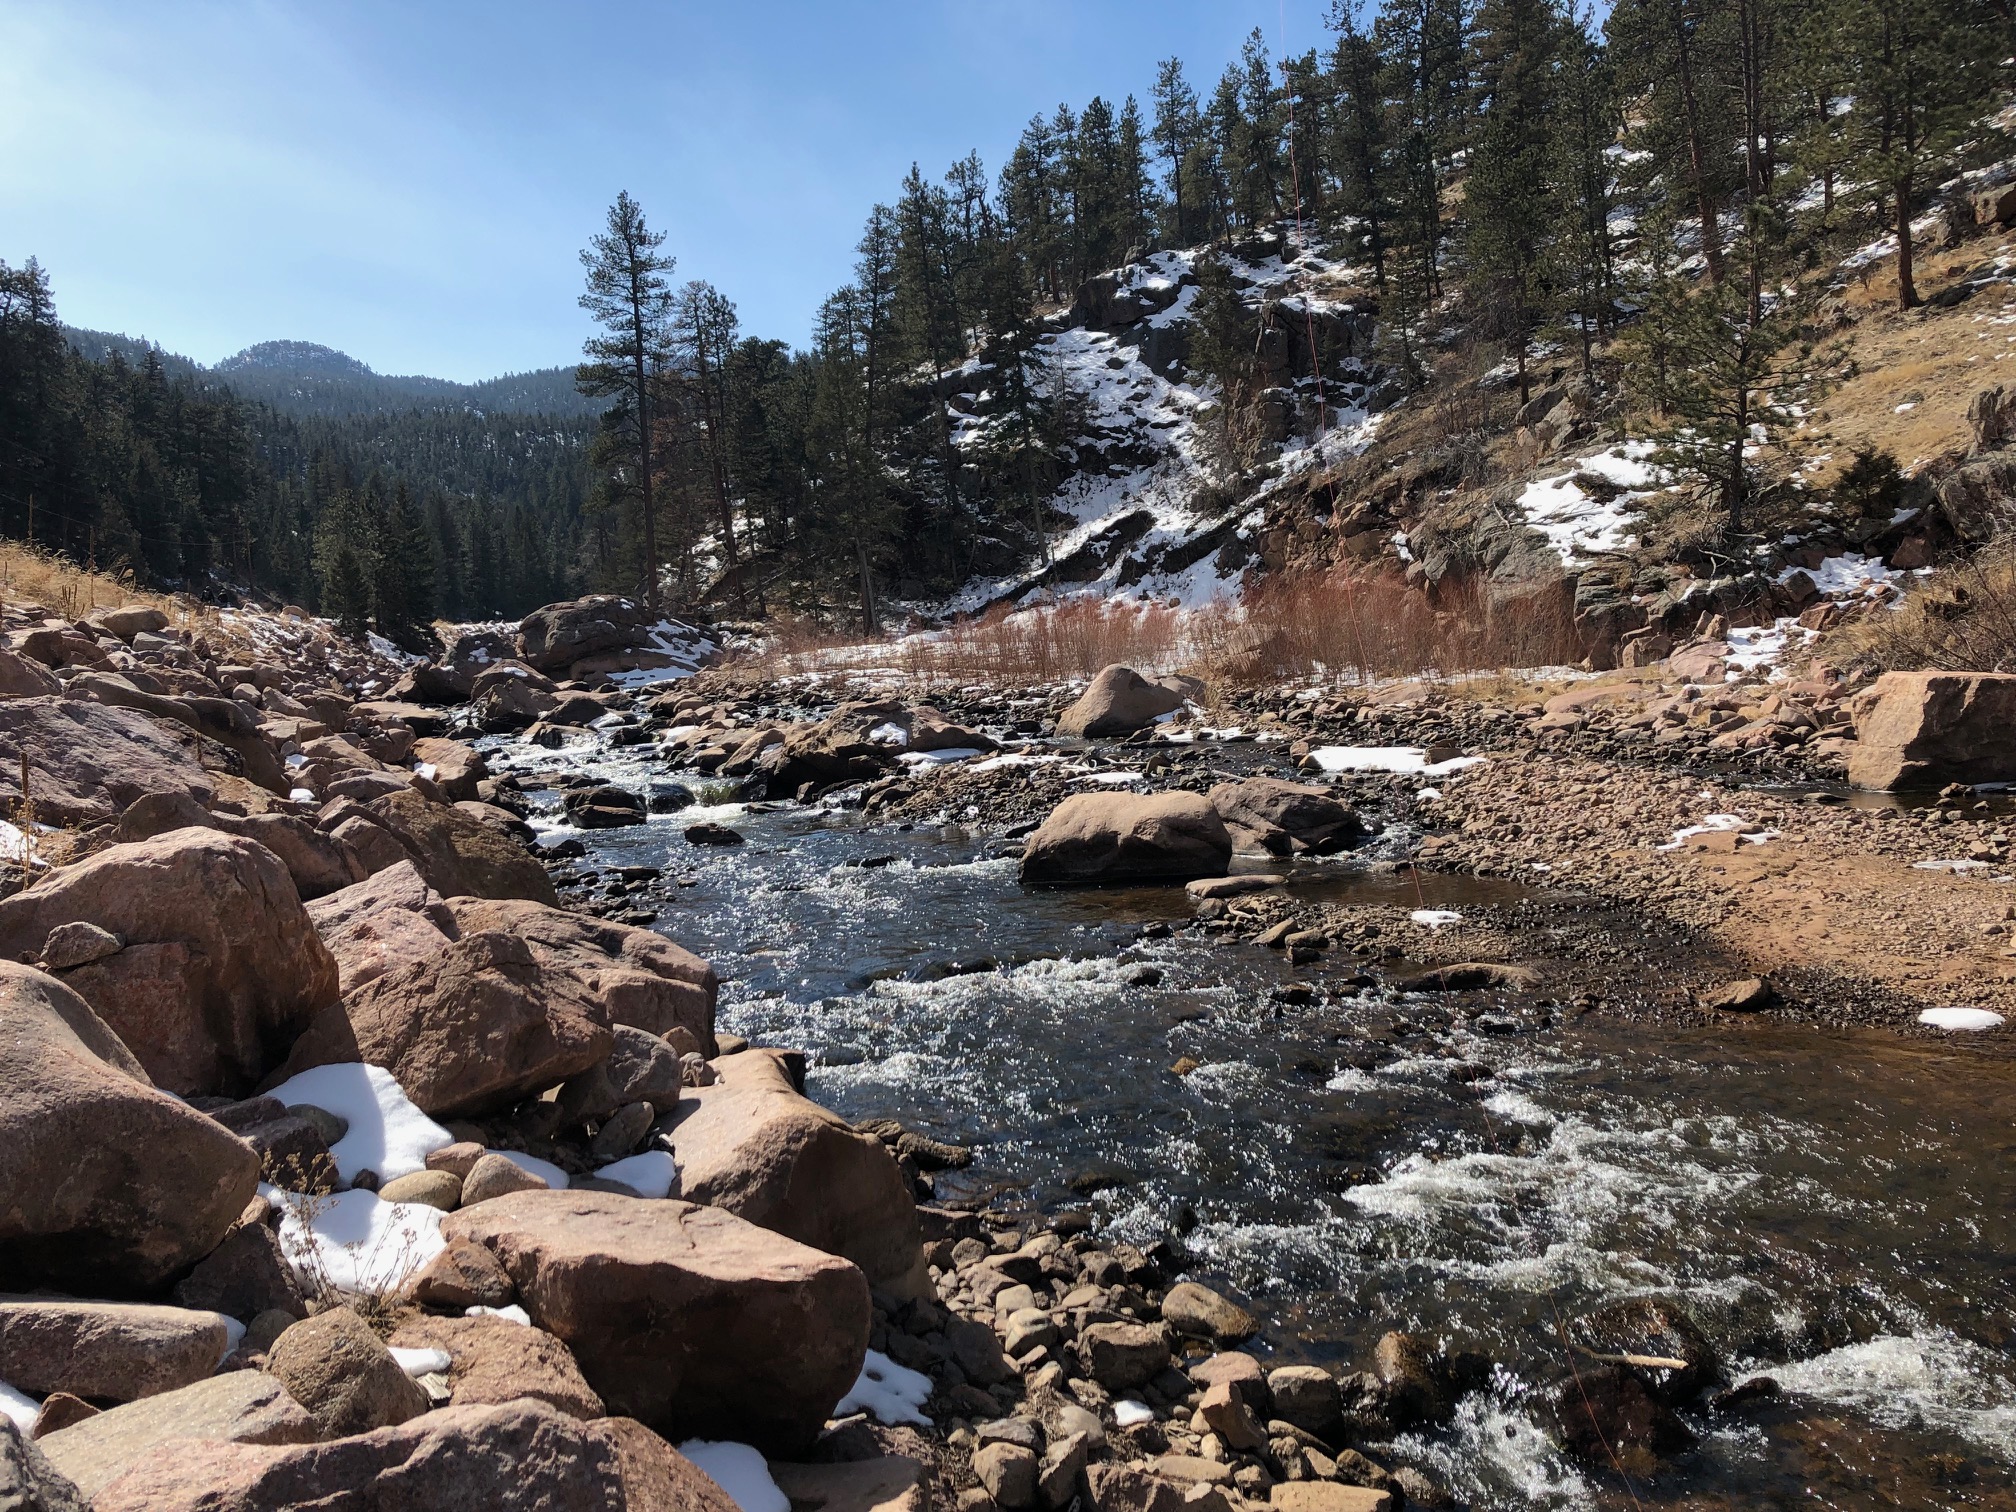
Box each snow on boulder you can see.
[259,1063,453,1185]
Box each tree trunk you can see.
[1895,173,1919,309]
[1672,2,1725,284]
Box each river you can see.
[488,726,2016,1511]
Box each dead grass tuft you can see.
[1825,539,2016,672]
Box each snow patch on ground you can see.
[679,1442,789,1512]
[0,1379,37,1430]
[836,1349,934,1426]
[494,1149,570,1189]
[268,1187,447,1298]
[1509,442,1660,567]
[1920,1007,2007,1031]
[260,1064,452,1185]
[1307,746,1487,777]
[595,1150,678,1197]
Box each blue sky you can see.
[3,1,1339,382]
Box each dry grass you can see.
[1803,232,2016,475]
[742,568,1585,691]
[0,541,177,625]
[1825,539,2016,672]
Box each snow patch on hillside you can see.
[1509,442,1662,566]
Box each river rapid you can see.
[491,727,2016,1512]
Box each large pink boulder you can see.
[0,831,339,1097]
[0,961,259,1293]
[1848,670,2016,789]
[1020,791,1233,886]
[443,1193,869,1454]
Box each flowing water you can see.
[495,732,2016,1510]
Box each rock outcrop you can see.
[1847,670,2016,790]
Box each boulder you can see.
[462,1152,553,1204]
[171,1218,307,1322]
[442,1192,870,1454]
[0,645,61,698]
[0,830,340,1097]
[1161,1281,1257,1345]
[557,1025,689,1126]
[97,605,170,641]
[591,1417,747,1512]
[66,674,288,794]
[445,897,717,1047]
[755,702,908,795]
[411,738,489,802]
[90,1401,635,1512]
[364,789,559,904]
[0,696,216,826]
[1847,671,2016,790]
[1269,1487,1392,1512]
[1020,792,1233,887]
[1207,778,1361,856]
[388,663,475,706]
[1551,1365,1696,1474]
[0,961,260,1294]
[516,596,653,673]
[0,1420,85,1512]
[0,1298,231,1403]
[389,1314,604,1419]
[1568,1297,1721,1405]
[269,929,613,1118]
[112,790,363,901]
[663,1048,925,1298]
[471,665,559,731]
[1085,1463,1238,1512]
[1266,1366,1341,1436]
[1055,666,1187,738]
[267,1306,431,1438]
[36,1372,318,1502]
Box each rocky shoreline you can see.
[2,593,2012,1510]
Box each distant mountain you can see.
[61,329,602,420]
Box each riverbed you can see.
[493,729,2016,1511]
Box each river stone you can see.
[1085,1463,1237,1512]
[30,1393,100,1439]
[974,1442,1039,1508]
[1184,875,1284,900]
[112,792,365,903]
[1076,1321,1169,1392]
[266,1306,431,1438]
[0,961,261,1294]
[378,1170,464,1210]
[591,1102,654,1161]
[36,1372,319,1501]
[1020,792,1233,887]
[37,922,122,971]
[557,1025,688,1126]
[664,1048,925,1299]
[1055,666,1187,738]
[1265,1366,1339,1436]
[0,1420,86,1512]
[389,1314,603,1420]
[1371,1332,1446,1425]
[1269,1486,1394,1512]
[462,1152,554,1205]
[1197,1380,1267,1451]
[1569,1297,1722,1404]
[407,1238,516,1309]
[442,1191,870,1454]
[89,1401,631,1512]
[0,830,340,1097]
[1551,1365,1696,1475]
[0,1299,231,1402]
[767,1455,927,1512]
[1161,1282,1256,1344]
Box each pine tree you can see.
[577,191,676,610]
[1152,60,1204,245]
[1830,0,2003,309]
[1115,97,1154,258]
[1327,6,1392,287]
[371,480,435,650]
[1463,0,1564,404]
